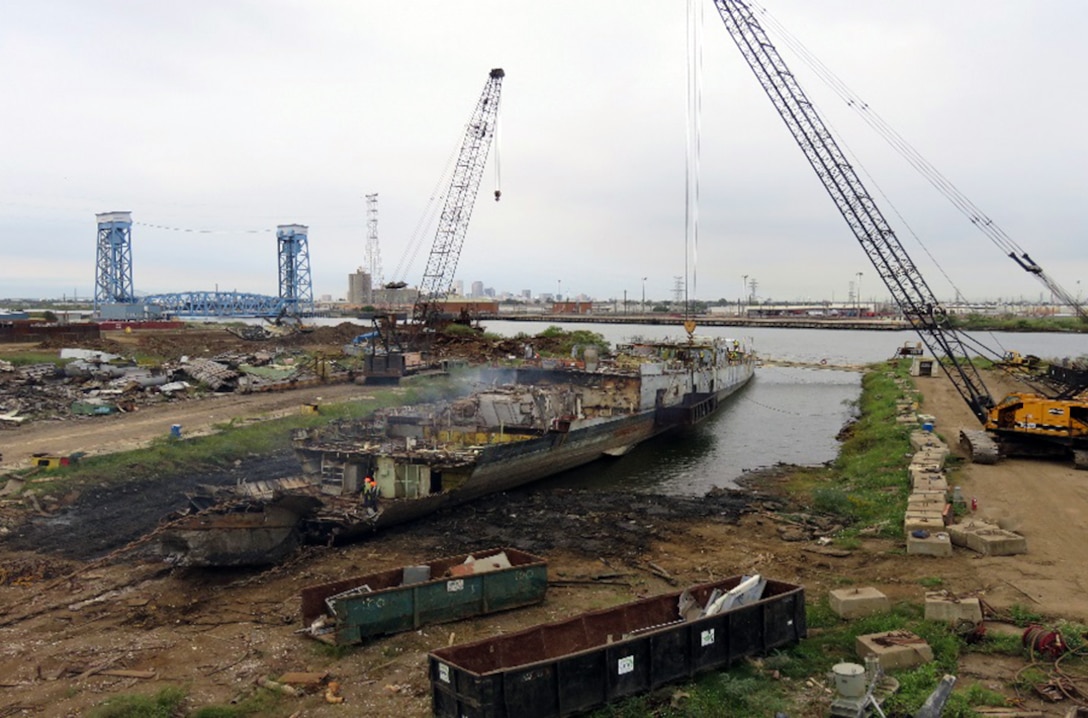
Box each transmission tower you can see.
[365,193,382,288]
[277,224,314,314]
[672,276,685,304]
[94,211,135,312]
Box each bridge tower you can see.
[94,211,135,312]
[276,224,314,314]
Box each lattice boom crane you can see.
[711,0,1088,467]
[412,68,505,328]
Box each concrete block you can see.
[924,593,983,625]
[910,430,946,451]
[912,476,949,493]
[906,494,945,513]
[904,511,945,533]
[947,520,1028,556]
[908,462,944,483]
[906,530,952,557]
[828,587,891,619]
[856,630,934,670]
[896,415,919,425]
[914,446,949,468]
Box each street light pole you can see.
[741,274,749,316]
[855,271,863,317]
[557,279,561,302]
[641,277,647,314]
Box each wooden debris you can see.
[801,545,851,558]
[100,669,156,680]
[76,656,120,680]
[646,561,678,585]
[257,676,299,696]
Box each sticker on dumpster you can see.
[701,628,715,647]
[439,664,450,683]
[617,656,634,675]
[447,579,465,592]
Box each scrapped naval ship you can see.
[159,336,754,566]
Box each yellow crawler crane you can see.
[713,0,1088,469]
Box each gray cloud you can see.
[2,0,1085,305]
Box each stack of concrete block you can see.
[905,425,953,557]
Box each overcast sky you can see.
[2,0,1086,306]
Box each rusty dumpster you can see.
[300,547,547,645]
[428,575,805,717]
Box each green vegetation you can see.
[441,323,480,337]
[0,351,71,367]
[780,360,913,540]
[89,687,187,718]
[535,325,611,357]
[950,313,1086,333]
[88,686,285,718]
[188,688,284,717]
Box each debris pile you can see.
[0,347,355,426]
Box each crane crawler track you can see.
[959,429,1000,465]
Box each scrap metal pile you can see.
[0,347,353,426]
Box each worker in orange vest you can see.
[363,476,379,512]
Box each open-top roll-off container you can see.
[428,575,805,717]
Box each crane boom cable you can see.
[390,138,460,285]
[713,0,996,423]
[685,0,704,317]
[750,2,1085,320]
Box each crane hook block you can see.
[494,189,502,202]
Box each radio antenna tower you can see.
[365,193,382,287]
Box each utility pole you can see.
[855,271,863,317]
[641,277,647,314]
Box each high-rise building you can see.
[347,267,372,305]
[453,280,464,296]
[470,280,484,298]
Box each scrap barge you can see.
[159,337,753,566]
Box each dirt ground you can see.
[1,331,1087,717]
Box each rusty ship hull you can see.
[160,338,754,566]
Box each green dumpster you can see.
[300,547,548,645]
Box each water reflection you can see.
[540,365,860,496]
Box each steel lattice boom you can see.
[712,0,995,422]
[413,68,505,327]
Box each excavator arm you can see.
[711,0,995,423]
